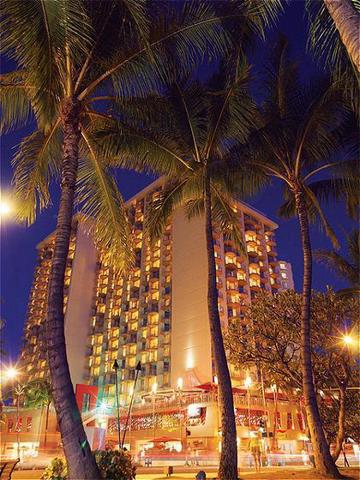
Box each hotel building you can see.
[13,178,304,459]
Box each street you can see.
[13,466,360,480]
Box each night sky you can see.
[1,2,355,362]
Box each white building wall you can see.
[65,224,98,388]
[170,209,212,389]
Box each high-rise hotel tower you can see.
[20,178,293,404]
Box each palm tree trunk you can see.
[204,171,238,480]
[46,96,100,479]
[333,386,346,461]
[294,187,340,478]
[271,387,278,451]
[323,0,360,71]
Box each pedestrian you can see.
[342,440,350,468]
[248,431,263,473]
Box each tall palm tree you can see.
[322,0,360,71]
[305,0,360,112]
[1,1,239,477]
[236,36,358,477]
[315,229,360,298]
[96,50,267,478]
[23,380,53,448]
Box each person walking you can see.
[248,432,263,473]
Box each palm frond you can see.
[211,183,245,253]
[0,71,33,132]
[347,229,360,267]
[205,53,258,158]
[305,0,360,112]
[94,118,192,175]
[1,0,92,128]
[335,287,360,300]
[304,184,339,248]
[293,78,349,173]
[78,131,132,273]
[78,0,232,100]
[12,123,62,224]
[144,177,189,243]
[307,174,360,221]
[314,250,358,285]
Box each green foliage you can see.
[315,229,360,299]
[41,457,68,480]
[320,392,360,444]
[226,288,360,440]
[3,0,253,273]
[41,451,136,480]
[23,380,52,408]
[239,36,359,248]
[305,0,360,114]
[95,449,136,480]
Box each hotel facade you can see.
[5,178,306,461]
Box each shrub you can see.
[41,457,67,480]
[41,450,136,480]
[95,449,136,480]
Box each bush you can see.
[41,450,136,480]
[95,449,136,480]
[41,457,67,480]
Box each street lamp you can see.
[152,382,158,440]
[177,377,183,450]
[342,335,354,346]
[113,359,122,449]
[5,367,20,459]
[5,367,19,380]
[0,199,12,218]
[122,361,141,448]
[244,375,252,431]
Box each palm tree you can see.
[23,380,53,449]
[322,0,360,71]
[1,1,239,477]
[305,0,360,112]
[97,48,269,478]
[236,36,358,477]
[315,230,360,298]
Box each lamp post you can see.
[244,375,252,432]
[176,377,183,450]
[271,383,278,451]
[113,359,122,449]
[151,382,158,440]
[259,368,269,448]
[5,367,20,459]
[122,361,141,448]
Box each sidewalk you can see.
[13,467,359,480]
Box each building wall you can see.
[278,261,295,291]
[20,179,292,401]
[65,224,98,388]
[171,210,212,388]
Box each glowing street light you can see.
[244,376,252,389]
[342,335,354,346]
[177,377,184,391]
[5,367,19,380]
[0,199,12,218]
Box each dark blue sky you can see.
[1,1,355,362]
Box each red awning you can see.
[152,436,180,443]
